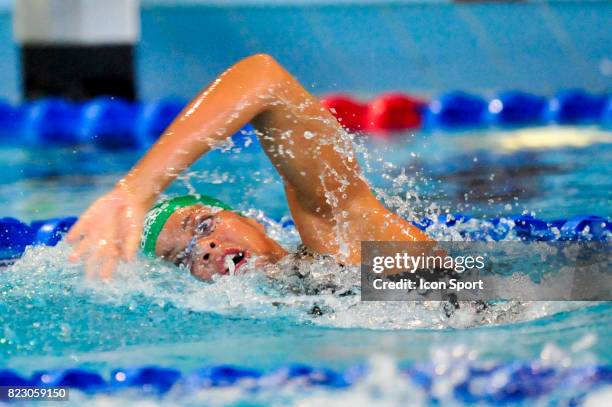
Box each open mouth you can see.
[222,250,247,275]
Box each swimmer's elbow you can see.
[243,53,279,68]
[238,54,288,85]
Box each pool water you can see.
[1,126,611,405]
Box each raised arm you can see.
[121,53,367,214]
[68,54,284,277]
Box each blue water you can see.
[1,126,611,405]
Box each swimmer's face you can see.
[155,205,287,280]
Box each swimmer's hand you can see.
[66,182,151,279]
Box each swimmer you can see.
[67,54,430,280]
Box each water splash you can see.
[2,217,596,334]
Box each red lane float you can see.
[321,93,425,134]
[320,95,367,132]
[365,93,425,133]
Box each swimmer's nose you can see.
[194,238,221,264]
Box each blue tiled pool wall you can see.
[0,0,610,102]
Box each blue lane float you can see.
[487,91,548,127]
[0,217,35,260]
[425,91,489,129]
[30,217,78,246]
[32,369,107,392]
[0,100,23,141]
[80,97,140,149]
[0,97,259,150]
[1,214,610,262]
[0,216,76,260]
[21,98,81,145]
[111,366,182,394]
[547,89,608,125]
[601,95,612,129]
[0,362,610,402]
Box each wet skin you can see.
[155,205,287,280]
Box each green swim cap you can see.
[141,194,233,257]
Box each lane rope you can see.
[1,214,609,261]
[0,361,610,402]
[0,90,609,149]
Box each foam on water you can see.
[2,216,597,333]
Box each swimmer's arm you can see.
[119,54,365,208]
[68,54,427,276]
[119,53,426,256]
[118,54,285,204]
[67,54,281,275]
